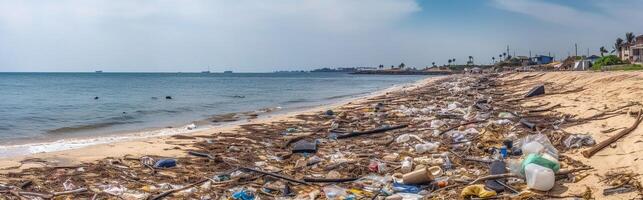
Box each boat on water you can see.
[95,70,103,73]
[201,67,212,73]
[223,70,233,74]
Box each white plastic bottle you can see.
[401,157,413,173]
[521,141,544,155]
[524,163,555,191]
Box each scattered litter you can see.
[564,134,596,148]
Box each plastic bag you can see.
[520,153,560,175]
[322,185,347,200]
[396,134,411,143]
[515,134,558,158]
[563,134,595,149]
[392,182,420,193]
[430,120,446,128]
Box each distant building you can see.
[532,55,554,65]
[632,35,643,64]
[619,35,643,64]
[586,55,600,64]
[516,56,532,66]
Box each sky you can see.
[0,0,642,72]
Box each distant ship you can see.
[223,70,233,74]
[95,70,103,73]
[201,67,211,73]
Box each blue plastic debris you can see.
[153,159,177,168]
[392,182,420,193]
[232,189,255,200]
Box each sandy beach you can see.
[0,76,439,172]
[2,71,643,199]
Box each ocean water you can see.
[0,72,428,148]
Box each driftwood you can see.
[467,167,593,185]
[582,110,643,158]
[527,103,561,113]
[150,179,208,200]
[7,188,88,199]
[336,124,408,139]
[439,120,486,136]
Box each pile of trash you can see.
[0,74,627,199]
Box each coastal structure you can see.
[631,35,643,63]
[618,34,643,64]
[532,55,554,65]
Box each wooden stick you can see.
[240,167,310,185]
[583,110,643,158]
[303,177,359,183]
[468,167,592,184]
[527,103,561,113]
[439,120,486,136]
[53,188,87,196]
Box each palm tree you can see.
[447,59,452,66]
[499,54,503,61]
[492,57,495,63]
[615,38,624,53]
[452,58,456,65]
[431,62,436,67]
[626,32,635,44]
[398,62,405,69]
[599,46,608,57]
[378,64,384,69]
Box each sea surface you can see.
[0,72,428,152]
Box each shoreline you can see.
[0,75,443,171]
[4,71,641,199]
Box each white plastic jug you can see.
[524,163,555,191]
[521,141,544,155]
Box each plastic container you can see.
[396,134,411,143]
[402,166,436,184]
[401,157,413,173]
[521,141,544,155]
[415,142,439,153]
[541,153,560,167]
[524,163,555,191]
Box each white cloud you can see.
[0,0,423,71]
[0,0,420,33]
[491,0,612,28]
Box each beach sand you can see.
[3,71,643,199]
[502,71,643,199]
[0,76,442,173]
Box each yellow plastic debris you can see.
[460,184,497,198]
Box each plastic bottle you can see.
[396,134,411,143]
[524,163,555,191]
[401,157,413,173]
[415,142,440,153]
[442,155,453,170]
[521,141,544,155]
